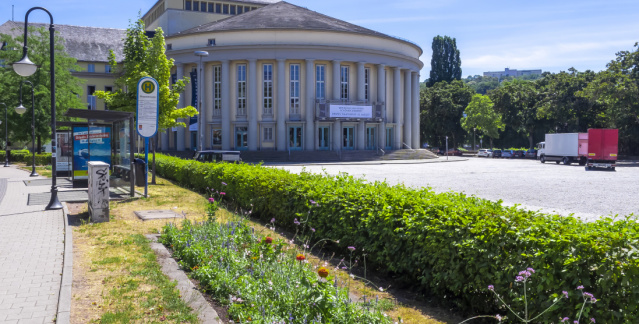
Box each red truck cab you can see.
[585,129,618,171]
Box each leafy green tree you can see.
[579,44,639,154]
[427,35,462,87]
[0,25,83,151]
[95,19,196,130]
[461,94,504,148]
[420,80,475,148]
[489,79,542,148]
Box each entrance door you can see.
[172,131,177,150]
[366,126,377,150]
[318,126,329,150]
[235,127,248,150]
[289,126,303,150]
[191,132,197,151]
[343,126,354,150]
[385,127,393,150]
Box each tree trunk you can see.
[151,133,157,185]
[37,136,42,154]
[528,134,534,149]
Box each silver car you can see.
[477,149,492,157]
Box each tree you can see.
[427,35,461,87]
[95,19,197,130]
[420,80,474,148]
[461,94,504,148]
[0,25,83,151]
[489,79,542,148]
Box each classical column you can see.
[393,67,401,149]
[221,60,231,150]
[248,59,258,151]
[200,62,213,150]
[377,64,386,149]
[356,62,365,150]
[332,60,342,152]
[176,63,186,151]
[412,72,420,149]
[305,59,315,151]
[276,59,286,151]
[403,69,412,149]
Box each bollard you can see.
[88,161,110,222]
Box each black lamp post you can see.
[1,102,8,167]
[13,7,62,209]
[16,80,39,177]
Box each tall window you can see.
[364,68,370,102]
[87,63,95,73]
[215,3,221,13]
[290,64,300,115]
[315,65,325,100]
[340,65,349,101]
[212,128,222,145]
[185,0,192,10]
[87,85,96,110]
[193,1,199,11]
[200,2,206,11]
[263,64,273,115]
[223,4,229,14]
[263,127,273,142]
[105,65,111,73]
[230,5,236,14]
[213,65,222,117]
[237,64,247,115]
[208,3,213,12]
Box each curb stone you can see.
[56,202,73,324]
[145,234,220,324]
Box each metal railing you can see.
[377,146,385,156]
[402,142,415,153]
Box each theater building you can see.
[144,0,424,152]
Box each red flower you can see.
[263,236,273,244]
[318,267,329,278]
[296,254,306,261]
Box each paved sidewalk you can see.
[0,166,68,324]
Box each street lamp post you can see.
[13,7,62,210]
[473,127,476,152]
[1,103,8,167]
[194,50,208,152]
[16,80,39,177]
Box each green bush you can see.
[0,150,51,165]
[153,153,639,323]
[25,153,52,166]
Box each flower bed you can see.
[153,153,639,322]
[160,218,391,323]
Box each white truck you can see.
[537,133,588,165]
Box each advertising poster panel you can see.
[56,132,72,172]
[329,104,373,118]
[72,126,111,179]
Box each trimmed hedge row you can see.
[0,150,51,165]
[154,154,639,323]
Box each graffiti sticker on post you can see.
[136,77,159,138]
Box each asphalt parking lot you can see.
[273,157,639,222]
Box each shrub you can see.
[153,153,639,323]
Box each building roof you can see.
[0,20,126,63]
[172,1,406,44]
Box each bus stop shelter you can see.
[62,109,136,197]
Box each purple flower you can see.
[515,276,525,282]
[562,291,569,298]
[527,267,535,273]
[270,218,275,223]
[311,228,315,232]
[310,200,316,205]
[341,266,347,270]
[561,318,570,323]
[574,321,579,324]
[347,246,356,252]
[583,292,594,299]
[208,197,215,203]
[590,319,595,323]
[591,297,597,303]
[577,285,584,290]
[221,181,227,186]
[294,218,301,225]
[488,285,495,291]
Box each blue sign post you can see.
[136,77,159,197]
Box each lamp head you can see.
[194,50,209,57]
[13,52,37,77]
[15,104,27,115]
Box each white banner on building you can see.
[329,105,373,118]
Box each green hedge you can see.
[0,150,51,165]
[153,153,639,322]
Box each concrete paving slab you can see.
[134,209,183,221]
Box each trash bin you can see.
[133,158,146,187]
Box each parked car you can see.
[525,149,537,158]
[477,149,492,157]
[489,149,502,158]
[513,150,525,158]
[194,150,242,163]
[501,150,514,158]
[447,148,463,156]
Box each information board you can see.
[136,77,159,138]
[329,104,373,118]
[72,126,112,179]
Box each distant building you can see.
[483,68,542,78]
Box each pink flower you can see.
[220,192,226,195]
[208,197,215,203]
[488,285,494,291]
[347,246,356,252]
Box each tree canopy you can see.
[0,25,83,149]
[95,19,197,130]
[461,94,504,148]
[420,80,474,148]
[427,35,462,87]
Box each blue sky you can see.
[5,0,639,80]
